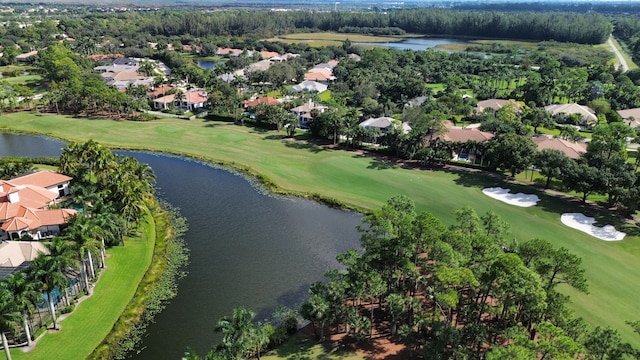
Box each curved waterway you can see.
[0,133,363,359]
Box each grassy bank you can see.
[1,112,639,347]
[12,206,156,360]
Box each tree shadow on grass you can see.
[204,122,227,128]
[283,140,328,154]
[265,134,287,140]
[366,158,396,170]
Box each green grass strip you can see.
[11,207,156,360]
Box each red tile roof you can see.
[184,90,208,104]
[148,85,175,98]
[259,51,280,59]
[9,170,71,188]
[243,97,279,108]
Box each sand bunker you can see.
[560,213,626,241]
[482,187,540,207]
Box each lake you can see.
[0,133,363,359]
[354,37,469,51]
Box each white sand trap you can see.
[561,213,626,241]
[482,187,540,207]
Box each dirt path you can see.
[608,36,629,72]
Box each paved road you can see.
[608,37,629,72]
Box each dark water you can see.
[354,37,469,50]
[0,134,363,359]
[196,60,224,70]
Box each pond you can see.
[0,133,363,359]
[195,60,224,70]
[354,37,469,51]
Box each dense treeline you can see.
[50,9,613,46]
[612,16,640,63]
[296,197,638,358]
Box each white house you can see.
[359,117,411,134]
[290,80,328,94]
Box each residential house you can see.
[303,69,335,83]
[290,101,327,129]
[617,108,640,128]
[15,50,37,62]
[259,51,280,60]
[101,71,152,90]
[303,60,339,84]
[247,59,274,73]
[0,241,48,280]
[0,171,76,241]
[243,97,280,111]
[476,99,522,113]
[290,80,328,94]
[360,117,411,134]
[348,53,362,61]
[532,135,587,160]
[435,122,495,162]
[147,85,175,99]
[153,90,208,111]
[544,103,597,126]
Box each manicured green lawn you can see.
[1,112,640,347]
[12,209,156,360]
[263,333,364,360]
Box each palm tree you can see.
[214,307,256,360]
[1,272,39,347]
[29,252,71,330]
[0,287,21,360]
[62,215,102,293]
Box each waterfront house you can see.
[0,171,76,241]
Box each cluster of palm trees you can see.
[0,140,155,358]
[0,225,103,360]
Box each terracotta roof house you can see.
[259,51,280,59]
[147,85,175,99]
[8,170,72,196]
[532,135,587,159]
[243,97,280,110]
[304,70,335,83]
[290,101,328,129]
[290,80,328,94]
[0,171,75,241]
[154,90,208,111]
[544,103,597,124]
[617,108,640,128]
